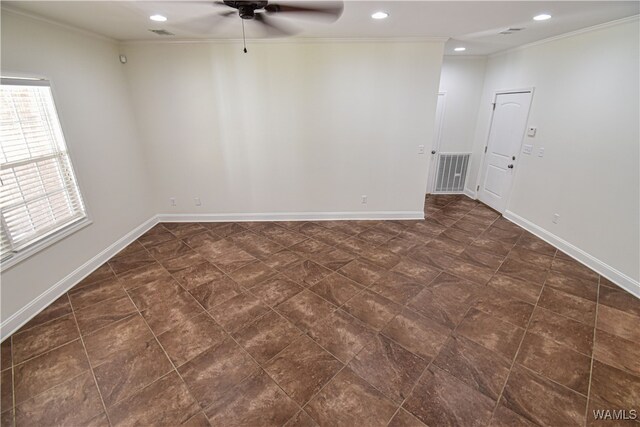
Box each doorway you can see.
[427,92,446,193]
[477,90,533,212]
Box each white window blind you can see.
[1,78,86,263]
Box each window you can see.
[1,77,87,266]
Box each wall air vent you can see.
[500,27,525,35]
[433,153,471,193]
[149,29,175,36]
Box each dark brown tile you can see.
[163,222,207,239]
[126,277,183,310]
[490,404,538,427]
[450,219,485,237]
[310,274,362,307]
[161,251,207,274]
[298,222,328,236]
[349,334,427,403]
[230,231,285,259]
[116,262,171,290]
[1,369,12,412]
[156,313,227,367]
[259,225,307,247]
[229,260,278,288]
[13,340,89,404]
[409,273,479,329]
[189,276,243,310]
[209,293,270,333]
[197,239,256,273]
[148,239,194,262]
[506,247,554,270]
[276,290,336,332]
[20,295,72,332]
[487,273,541,305]
[83,315,152,366]
[263,250,304,271]
[388,409,427,427]
[181,230,222,249]
[306,367,397,427]
[474,287,534,328]
[497,258,548,285]
[182,411,210,427]
[307,310,376,363]
[402,366,495,427]
[358,228,395,245]
[369,272,423,305]
[138,230,175,248]
[425,235,467,256]
[517,332,591,395]
[470,236,514,257]
[1,340,11,372]
[528,307,594,355]
[265,335,343,406]
[359,246,402,269]
[447,258,495,285]
[459,246,505,270]
[107,371,201,427]
[538,286,596,325]
[515,231,557,256]
[75,263,115,289]
[408,244,456,270]
[392,257,440,284]
[282,260,333,287]
[384,236,420,256]
[284,410,318,427]
[232,311,301,364]
[108,249,156,275]
[308,248,355,271]
[501,365,586,426]
[594,329,640,376]
[75,295,138,335]
[482,226,522,245]
[312,228,351,247]
[338,237,377,256]
[590,360,640,411]
[597,305,640,343]
[434,335,511,400]
[551,257,599,282]
[342,290,401,331]
[598,285,640,317]
[338,259,386,287]
[205,370,299,426]
[457,309,524,360]
[178,338,259,408]
[289,239,331,257]
[68,277,127,310]
[12,314,79,364]
[585,397,638,427]
[139,290,204,335]
[250,275,304,307]
[545,271,598,302]
[14,372,103,427]
[93,337,173,407]
[381,309,450,361]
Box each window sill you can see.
[1,217,92,271]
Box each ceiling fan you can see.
[180,1,344,52]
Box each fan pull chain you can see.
[241,19,247,53]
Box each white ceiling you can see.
[3,1,639,55]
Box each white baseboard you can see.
[503,210,640,298]
[157,211,425,222]
[0,216,159,340]
[463,188,477,199]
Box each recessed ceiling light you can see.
[150,14,167,22]
[533,14,551,21]
[454,47,466,52]
[371,11,389,20]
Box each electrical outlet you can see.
[538,147,545,157]
[361,195,368,204]
[194,197,201,206]
[552,213,560,224]
[170,197,176,207]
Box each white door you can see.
[427,92,446,193]
[478,91,532,212]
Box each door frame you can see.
[474,87,535,212]
[427,91,447,193]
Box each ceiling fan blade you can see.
[264,1,343,21]
[172,10,235,34]
[253,13,296,36]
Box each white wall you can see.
[122,40,444,217]
[437,56,487,153]
[468,17,640,287]
[0,11,154,324]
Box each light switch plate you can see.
[538,147,545,157]
[523,144,533,155]
[527,127,537,137]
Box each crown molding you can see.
[1,6,117,44]
[490,14,640,58]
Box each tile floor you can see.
[1,195,639,426]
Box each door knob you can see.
[507,164,514,169]
[431,150,436,154]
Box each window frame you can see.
[1,74,92,271]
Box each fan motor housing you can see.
[224,1,269,19]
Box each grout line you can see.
[67,293,113,427]
[584,276,601,426]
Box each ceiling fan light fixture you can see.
[150,14,167,22]
[533,14,551,21]
[371,11,389,20]
[454,47,466,52]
